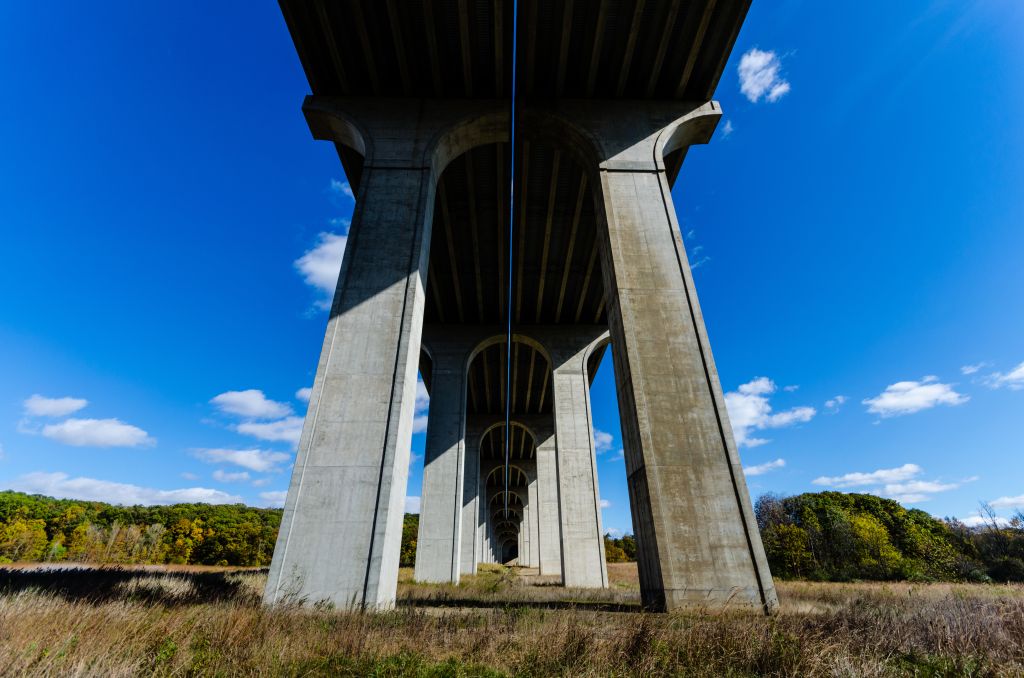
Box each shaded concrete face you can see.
[269,0,775,615]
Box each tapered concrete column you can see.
[525,466,541,568]
[547,328,609,589]
[459,418,486,575]
[565,101,778,612]
[265,98,507,610]
[265,135,432,609]
[534,424,562,577]
[414,340,468,583]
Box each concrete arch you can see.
[466,332,553,373]
[518,108,604,174]
[302,98,371,160]
[653,102,722,170]
[484,464,529,488]
[478,420,537,451]
[427,109,510,179]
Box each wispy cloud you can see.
[738,48,791,103]
[813,463,922,488]
[724,377,816,447]
[259,490,288,508]
[235,417,304,446]
[862,376,968,418]
[329,178,354,200]
[23,395,88,417]
[991,494,1024,509]
[813,463,968,504]
[42,418,154,448]
[960,362,989,375]
[405,496,421,513]
[295,387,312,402]
[720,119,734,138]
[10,471,241,505]
[192,448,291,473]
[295,232,347,310]
[593,428,613,453]
[210,390,292,419]
[824,395,847,412]
[984,361,1024,390]
[413,377,430,434]
[744,458,785,476]
[212,469,251,483]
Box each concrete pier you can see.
[268,0,778,614]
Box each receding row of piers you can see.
[263,96,778,614]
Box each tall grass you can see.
[0,563,1021,676]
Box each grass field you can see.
[0,563,1022,676]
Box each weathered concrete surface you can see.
[578,103,779,613]
[414,340,467,583]
[264,160,431,609]
[534,425,562,577]
[265,99,507,610]
[547,327,609,589]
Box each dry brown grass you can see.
[0,563,1022,677]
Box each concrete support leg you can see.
[550,332,608,589]
[535,429,563,577]
[526,467,541,568]
[414,344,467,583]
[589,103,778,612]
[264,162,432,609]
[459,422,482,576]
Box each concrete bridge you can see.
[264,0,778,614]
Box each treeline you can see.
[756,492,1024,583]
[0,491,280,566]
[3,489,1023,583]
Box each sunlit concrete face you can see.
[266,0,778,614]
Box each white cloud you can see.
[259,490,288,508]
[959,514,1011,528]
[180,472,198,481]
[985,362,1024,390]
[720,119,734,138]
[824,395,847,411]
[192,448,291,473]
[295,387,313,402]
[724,377,817,447]
[41,418,154,448]
[599,498,611,509]
[610,448,624,462]
[294,232,347,309]
[252,477,272,487]
[212,469,251,483]
[412,377,430,434]
[813,463,968,504]
[879,479,959,504]
[236,416,304,446]
[405,496,421,513]
[11,471,241,505]
[991,494,1024,509]
[862,376,968,418]
[813,463,922,488]
[960,362,989,375]
[606,527,623,538]
[23,394,88,417]
[744,458,785,476]
[782,385,799,392]
[593,429,613,453]
[330,178,354,200]
[210,389,292,419]
[738,48,791,103]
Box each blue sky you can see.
[1,2,1022,535]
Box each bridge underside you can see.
[265,0,779,614]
